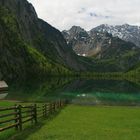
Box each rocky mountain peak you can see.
[91,24,140,47]
[62,26,89,45]
[69,26,85,34]
[62,25,138,59]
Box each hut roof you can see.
[0,81,8,89]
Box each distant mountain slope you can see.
[92,24,140,47]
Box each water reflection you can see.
[3,78,140,106]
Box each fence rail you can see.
[0,100,66,132]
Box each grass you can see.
[9,105,140,140]
[0,101,15,106]
[0,101,43,140]
[0,101,17,140]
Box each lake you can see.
[1,78,140,106]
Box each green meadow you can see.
[1,105,139,140]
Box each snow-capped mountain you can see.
[62,26,138,59]
[62,26,140,72]
[91,24,140,47]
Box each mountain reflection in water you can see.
[3,78,140,106]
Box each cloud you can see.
[89,12,98,17]
[78,8,86,14]
[89,12,112,19]
[28,0,140,31]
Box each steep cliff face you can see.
[0,0,38,42]
[0,0,67,63]
[0,0,95,81]
[0,6,72,80]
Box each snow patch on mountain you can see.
[91,24,140,47]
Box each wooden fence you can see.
[0,100,66,132]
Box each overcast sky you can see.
[28,0,140,31]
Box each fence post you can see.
[61,101,64,107]
[31,105,33,122]
[44,104,46,117]
[46,103,49,116]
[52,102,54,113]
[14,104,18,130]
[52,102,55,112]
[57,101,59,109]
[46,104,48,117]
[43,104,45,117]
[17,105,22,131]
[33,104,37,124]
[59,100,61,108]
[42,104,44,117]
[50,103,53,114]
[54,102,56,111]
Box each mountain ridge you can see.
[92,24,140,47]
[62,25,140,73]
[62,25,139,58]
[63,23,140,48]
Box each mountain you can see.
[92,24,140,47]
[90,24,140,75]
[62,26,140,72]
[62,26,90,56]
[62,26,139,58]
[1,0,140,80]
[0,0,94,81]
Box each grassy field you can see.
[0,101,17,140]
[0,101,15,106]
[0,101,43,140]
[7,105,140,140]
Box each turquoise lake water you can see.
[1,78,140,106]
